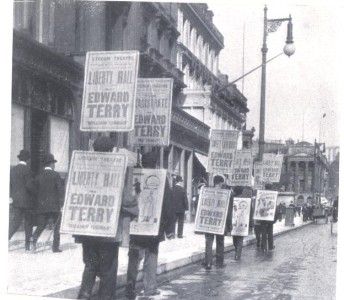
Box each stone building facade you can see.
[12,1,213,219]
[174,3,251,177]
[176,4,249,132]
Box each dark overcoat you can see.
[27,169,64,213]
[10,164,34,208]
[172,184,189,213]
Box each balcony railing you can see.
[171,106,210,140]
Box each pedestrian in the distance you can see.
[289,201,296,217]
[29,153,64,253]
[203,175,230,270]
[172,175,189,238]
[277,202,283,222]
[302,203,308,221]
[9,150,34,251]
[125,151,175,299]
[75,137,139,300]
[254,218,262,248]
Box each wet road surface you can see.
[133,222,337,300]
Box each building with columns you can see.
[257,140,330,205]
[175,3,250,155]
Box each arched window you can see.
[204,43,209,68]
[190,27,197,54]
[147,20,158,49]
[177,9,183,43]
[183,19,190,47]
[214,53,219,75]
[209,49,215,73]
[197,35,203,62]
[183,64,190,87]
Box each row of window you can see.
[178,9,219,75]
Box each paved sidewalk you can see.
[7,216,310,299]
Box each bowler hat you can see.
[43,153,57,165]
[175,175,183,183]
[17,149,30,161]
[93,136,115,152]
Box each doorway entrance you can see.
[30,109,49,175]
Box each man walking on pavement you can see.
[172,175,189,238]
[203,175,231,270]
[125,151,176,299]
[75,136,139,300]
[260,184,278,252]
[9,150,34,251]
[229,186,252,260]
[28,153,64,253]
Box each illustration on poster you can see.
[233,201,249,229]
[256,197,275,217]
[137,175,160,224]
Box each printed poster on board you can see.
[60,151,127,238]
[194,187,231,235]
[129,168,167,236]
[261,153,284,183]
[253,190,278,221]
[228,150,253,186]
[231,197,251,236]
[132,78,173,146]
[207,130,239,175]
[80,51,139,132]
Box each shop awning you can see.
[195,153,208,170]
[193,152,208,182]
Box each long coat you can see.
[172,184,189,213]
[27,169,64,214]
[10,164,34,208]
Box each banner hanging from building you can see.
[129,168,167,236]
[231,197,251,236]
[80,51,139,132]
[194,187,231,235]
[207,130,239,175]
[131,78,173,146]
[253,190,278,221]
[60,151,127,238]
[228,150,253,186]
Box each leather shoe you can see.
[52,248,62,253]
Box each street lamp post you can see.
[258,6,295,160]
